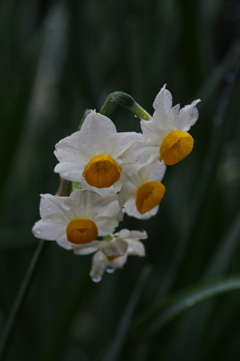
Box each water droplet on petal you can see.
[92,276,101,283]
[106,267,115,273]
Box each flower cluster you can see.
[32,85,200,281]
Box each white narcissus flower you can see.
[54,111,142,188]
[141,85,200,165]
[118,161,166,219]
[32,189,119,250]
[73,229,147,282]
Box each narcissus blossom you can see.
[141,85,200,165]
[54,111,142,188]
[32,189,119,249]
[118,161,166,219]
[73,229,147,282]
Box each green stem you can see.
[0,240,50,360]
[99,91,151,120]
[0,177,70,360]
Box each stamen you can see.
[66,219,98,244]
[83,154,122,188]
[160,130,194,165]
[136,181,166,214]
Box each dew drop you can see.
[92,276,101,283]
[106,267,115,273]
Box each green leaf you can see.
[131,276,240,338]
[163,211,240,360]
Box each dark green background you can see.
[1,0,240,360]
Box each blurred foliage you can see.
[1,0,240,360]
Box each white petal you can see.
[39,194,69,220]
[117,229,130,238]
[175,99,200,131]
[111,254,128,268]
[72,240,106,255]
[148,161,166,182]
[127,230,148,240]
[96,195,120,217]
[54,131,87,163]
[80,178,117,196]
[67,189,102,219]
[54,162,85,183]
[109,132,143,158]
[101,240,128,257]
[123,142,160,165]
[56,234,72,250]
[153,84,172,113]
[90,251,107,281]
[95,216,118,236]
[121,164,143,188]
[81,112,117,154]
[126,239,146,256]
[32,219,66,241]
[118,183,136,210]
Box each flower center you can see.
[136,181,166,214]
[160,130,194,165]
[106,256,118,262]
[66,219,98,244]
[82,154,122,188]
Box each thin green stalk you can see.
[0,240,50,360]
[0,178,70,360]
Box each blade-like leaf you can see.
[131,276,240,338]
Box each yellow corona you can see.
[136,181,166,214]
[160,130,194,165]
[66,219,98,244]
[82,154,122,188]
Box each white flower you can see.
[118,160,166,219]
[54,111,142,188]
[73,229,147,282]
[141,85,200,165]
[32,189,119,250]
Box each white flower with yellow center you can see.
[141,85,200,165]
[32,189,119,250]
[73,229,147,282]
[118,161,166,219]
[54,111,142,188]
